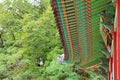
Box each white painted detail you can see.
[57,54,64,64]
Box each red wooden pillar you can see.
[113,0,120,80]
[116,0,120,79]
[108,0,120,80]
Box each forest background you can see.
[0,0,105,80]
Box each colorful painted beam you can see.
[51,0,111,68]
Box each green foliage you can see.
[40,60,80,80]
[0,0,65,79]
[85,70,106,80]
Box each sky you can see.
[0,0,3,2]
